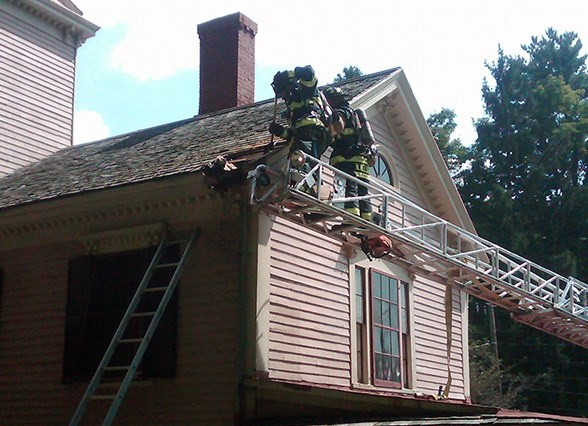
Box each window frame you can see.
[368,147,399,190]
[352,263,412,390]
[63,245,179,384]
[370,270,404,388]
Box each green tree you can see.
[333,65,364,82]
[461,28,588,416]
[426,108,468,177]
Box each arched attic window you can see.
[369,146,398,189]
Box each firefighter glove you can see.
[269,122,287,138]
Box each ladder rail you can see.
[249,155,588,343]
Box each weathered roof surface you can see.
[0,68,399,211]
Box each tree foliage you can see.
[333,65,364,82]
[427,108,468,177]
[460,28,588,416]
[461,29,588,272]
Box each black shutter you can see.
[63,255,94,383]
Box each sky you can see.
[71,0,588,146]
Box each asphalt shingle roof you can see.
[0,68,399,211]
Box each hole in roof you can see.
[101,121,189,152]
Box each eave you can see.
[8,0,99,44]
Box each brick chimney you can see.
[197,12,258,115]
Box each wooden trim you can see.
[7,0,99,43]
[79,222,168,255]
[255,212,272,374]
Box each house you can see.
[0,0,98,176]
[0,6,586,426]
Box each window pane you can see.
[401,281,409,333]
[382,301,390,327]
[391,330,400,356]
[382,329,392,354]
[369,155,393,186]
[356,268,365,324]
[356,294,364,324]
[373,273,381,298]
[390,304,399,329]
[382,276,390,300]
[374,327,383,353]
[375,354,384,380]
[355,269,364,297]
[374,299,382,324]
[391,357,401,383]
[375,354,394,381]
[389,278,398,303]
[403,336,409,387]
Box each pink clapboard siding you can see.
[412,275,466,398]
[0,217,242,425]
[0,5,76,176]
[268,216,352,387]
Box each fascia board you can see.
[20,0,99,40]
[350,69,402,111]
[394,71,476,233]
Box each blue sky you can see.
[72,0,588,145]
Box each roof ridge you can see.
[327,67,401,88]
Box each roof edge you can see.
[12,0,99,43]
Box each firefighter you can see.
[323,86,373,221]
[268,65,331,192]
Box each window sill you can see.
[352,382,415,395]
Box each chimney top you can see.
[197,12,257,35]
[197,12,258,115]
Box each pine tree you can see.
[460,28,588,416]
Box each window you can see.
[354,268,411,389]
[369,153,394,186]
[63,245,179,383]
[355,267,368,383]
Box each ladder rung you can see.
[90,395,116,400]
[104,366,130,371]
[131,312,156,317]
[119,338,143,344]
[167,239,187,245]
[144,286,168,292]
[154,262,180,269]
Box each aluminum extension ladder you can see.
[69,229,200,426]
[248,154,588,349]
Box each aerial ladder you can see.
[248,153,588,349]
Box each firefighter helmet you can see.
[272,70,296,95]
[322,86,348,107]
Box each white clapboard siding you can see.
[268,216,352,386]
[0,7,76,176]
